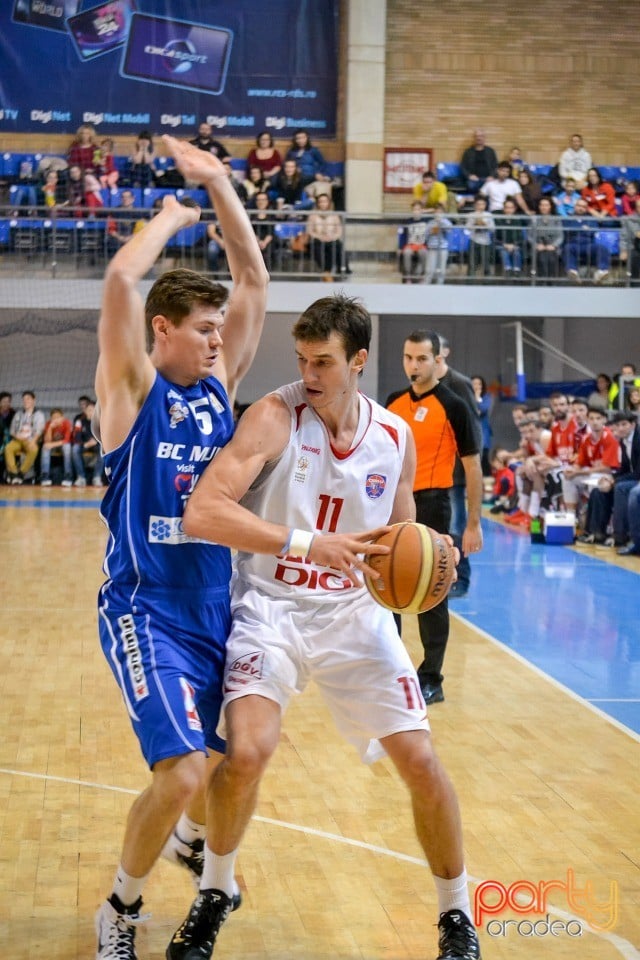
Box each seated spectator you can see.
[558,133,592,188]
[400,201,428,283]
[250,191,274,268]
[529,196,562,281]
[578,412,639,545]
[620,180,639,216]
[627,387,640,414]
[488,448,517,513]
[129,131,159,188]
[205,219,226,273]
[40,170,66,209]
[189,121,230,159]
[285,129,329,186]
[412,170,448,210]
[97,137,119,190]
[221,157,248,205]
[588,373,613,411]
[517,168,542,213]
[424,203,452,284]
[465,195,495,277]
[71,399,103,487]
[480,160,528,213]
[65,164,86,213]
[106,189,144,254]
[270,159,312,210]
[68,122,101,175]
[505,418,552,529]
[620,196,640,281]
[495,197,527,275]
[562,406,620,526]
[508,146,526,179]
[83,170,104,214]
[459,128,498,193]
[4,390,45,484]
[243,165,271,206]
[305,193,345,279]
[581,167,617,220]
[562,197,611,283]
[40,408,73,486]
[553,178,580,216]
[247,131,282,180]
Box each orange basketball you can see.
[364,522,456,613]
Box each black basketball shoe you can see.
[161,831,242,910]
[436,909,481,959]
[166,889,232,960]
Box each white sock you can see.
[200,846,238,898]
[176,813,206,845]
[433,870,472,923]
[111,865,147,908]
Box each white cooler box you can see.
[543,511,576,545]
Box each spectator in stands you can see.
[243,165,271,207]
[620,196,640,281]
[424,203,452,284]
[562,406,620,524]
[285,129,329,186]
[305,193,345,279]
[270,159,312,209]
[39,407,73,487]
[471,375,493,475]
[106,189,144,254]
[250,191,274,268]
[246,131,282,180]
[553,177,580,216]
[129,131,160,188]
[189,121,230,159]
[0,392,15,477]
[40,170,66,209]
[517,168,543,214]
[489,448,517,513]
[4,390,45,484]
[508,147,526,179]
[83,170,104,214]
[412,170,448,210]
[496,197,527,276]
[221,157,248,205]
[65,164,86,213]
[578,412,639,545]
[465,195,495,277]
[400,201,428,283]
[610,363,640,410]
[68,123,101,175]
[505,418,552,528]
[581,167,617,219]
[480,160,528,213]
[562,197,611,283]
[588,373,613,412]
[97,137,119,190]
[206,218,226,273]
[620,180,639,216]
[71,399,103,487]
[626,387,640,414]
[459,129,498,193]
[558,133,592,188]
[530,196,562,281]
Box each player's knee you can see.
[226,734,276,784]
[153,752,206,807]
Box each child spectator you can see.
[97,137,119,190]
[40,408,73,486]
[489,448,517,513]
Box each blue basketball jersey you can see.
[99,370,234,589]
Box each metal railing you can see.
[0,206,636,285]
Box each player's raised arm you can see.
[163,135,269,400]
[96,194,201,451]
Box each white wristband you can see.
[282,528,315,558]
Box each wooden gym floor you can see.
[0,488,638,959]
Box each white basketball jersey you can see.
[235,381,408,602]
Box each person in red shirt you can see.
[40,407,73,486]
[562,407,621,516]
[581,167,617,219]
[68,123,101,175]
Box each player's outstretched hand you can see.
[162,135,227,186]
[307,527,391,588]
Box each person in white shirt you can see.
[558,133,592,189]
[480,160,528,213]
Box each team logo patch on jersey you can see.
[117,614,149,702]
[179,677,203,732]
[225,651,265,691]
[294,455,310,483]
[366,473,387,499]
[167,390,189,429]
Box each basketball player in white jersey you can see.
[167,295,481,960]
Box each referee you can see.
[387,330,483,704]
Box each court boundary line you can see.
[0,766,637,959]
[451,611,640,745]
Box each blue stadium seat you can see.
[597,165,622,185]
[594,230,620,256]
[437,162,462,182]
[142,187,173,208]
[447,227,470,254]
[3,152,36,181]
[108,187,142,207]
[528,164,552,176]
[155,156,176,173]
[619,166,640,183]
[274,222,306,241]
[165,222,206,249]
[0,220,11,246]
[325,161,344,179]
[176,187,209,207]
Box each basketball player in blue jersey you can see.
[93,135,269,960]
[166,296,481,960]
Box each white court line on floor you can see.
[451,611,640,745]
[0,766,637,959]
